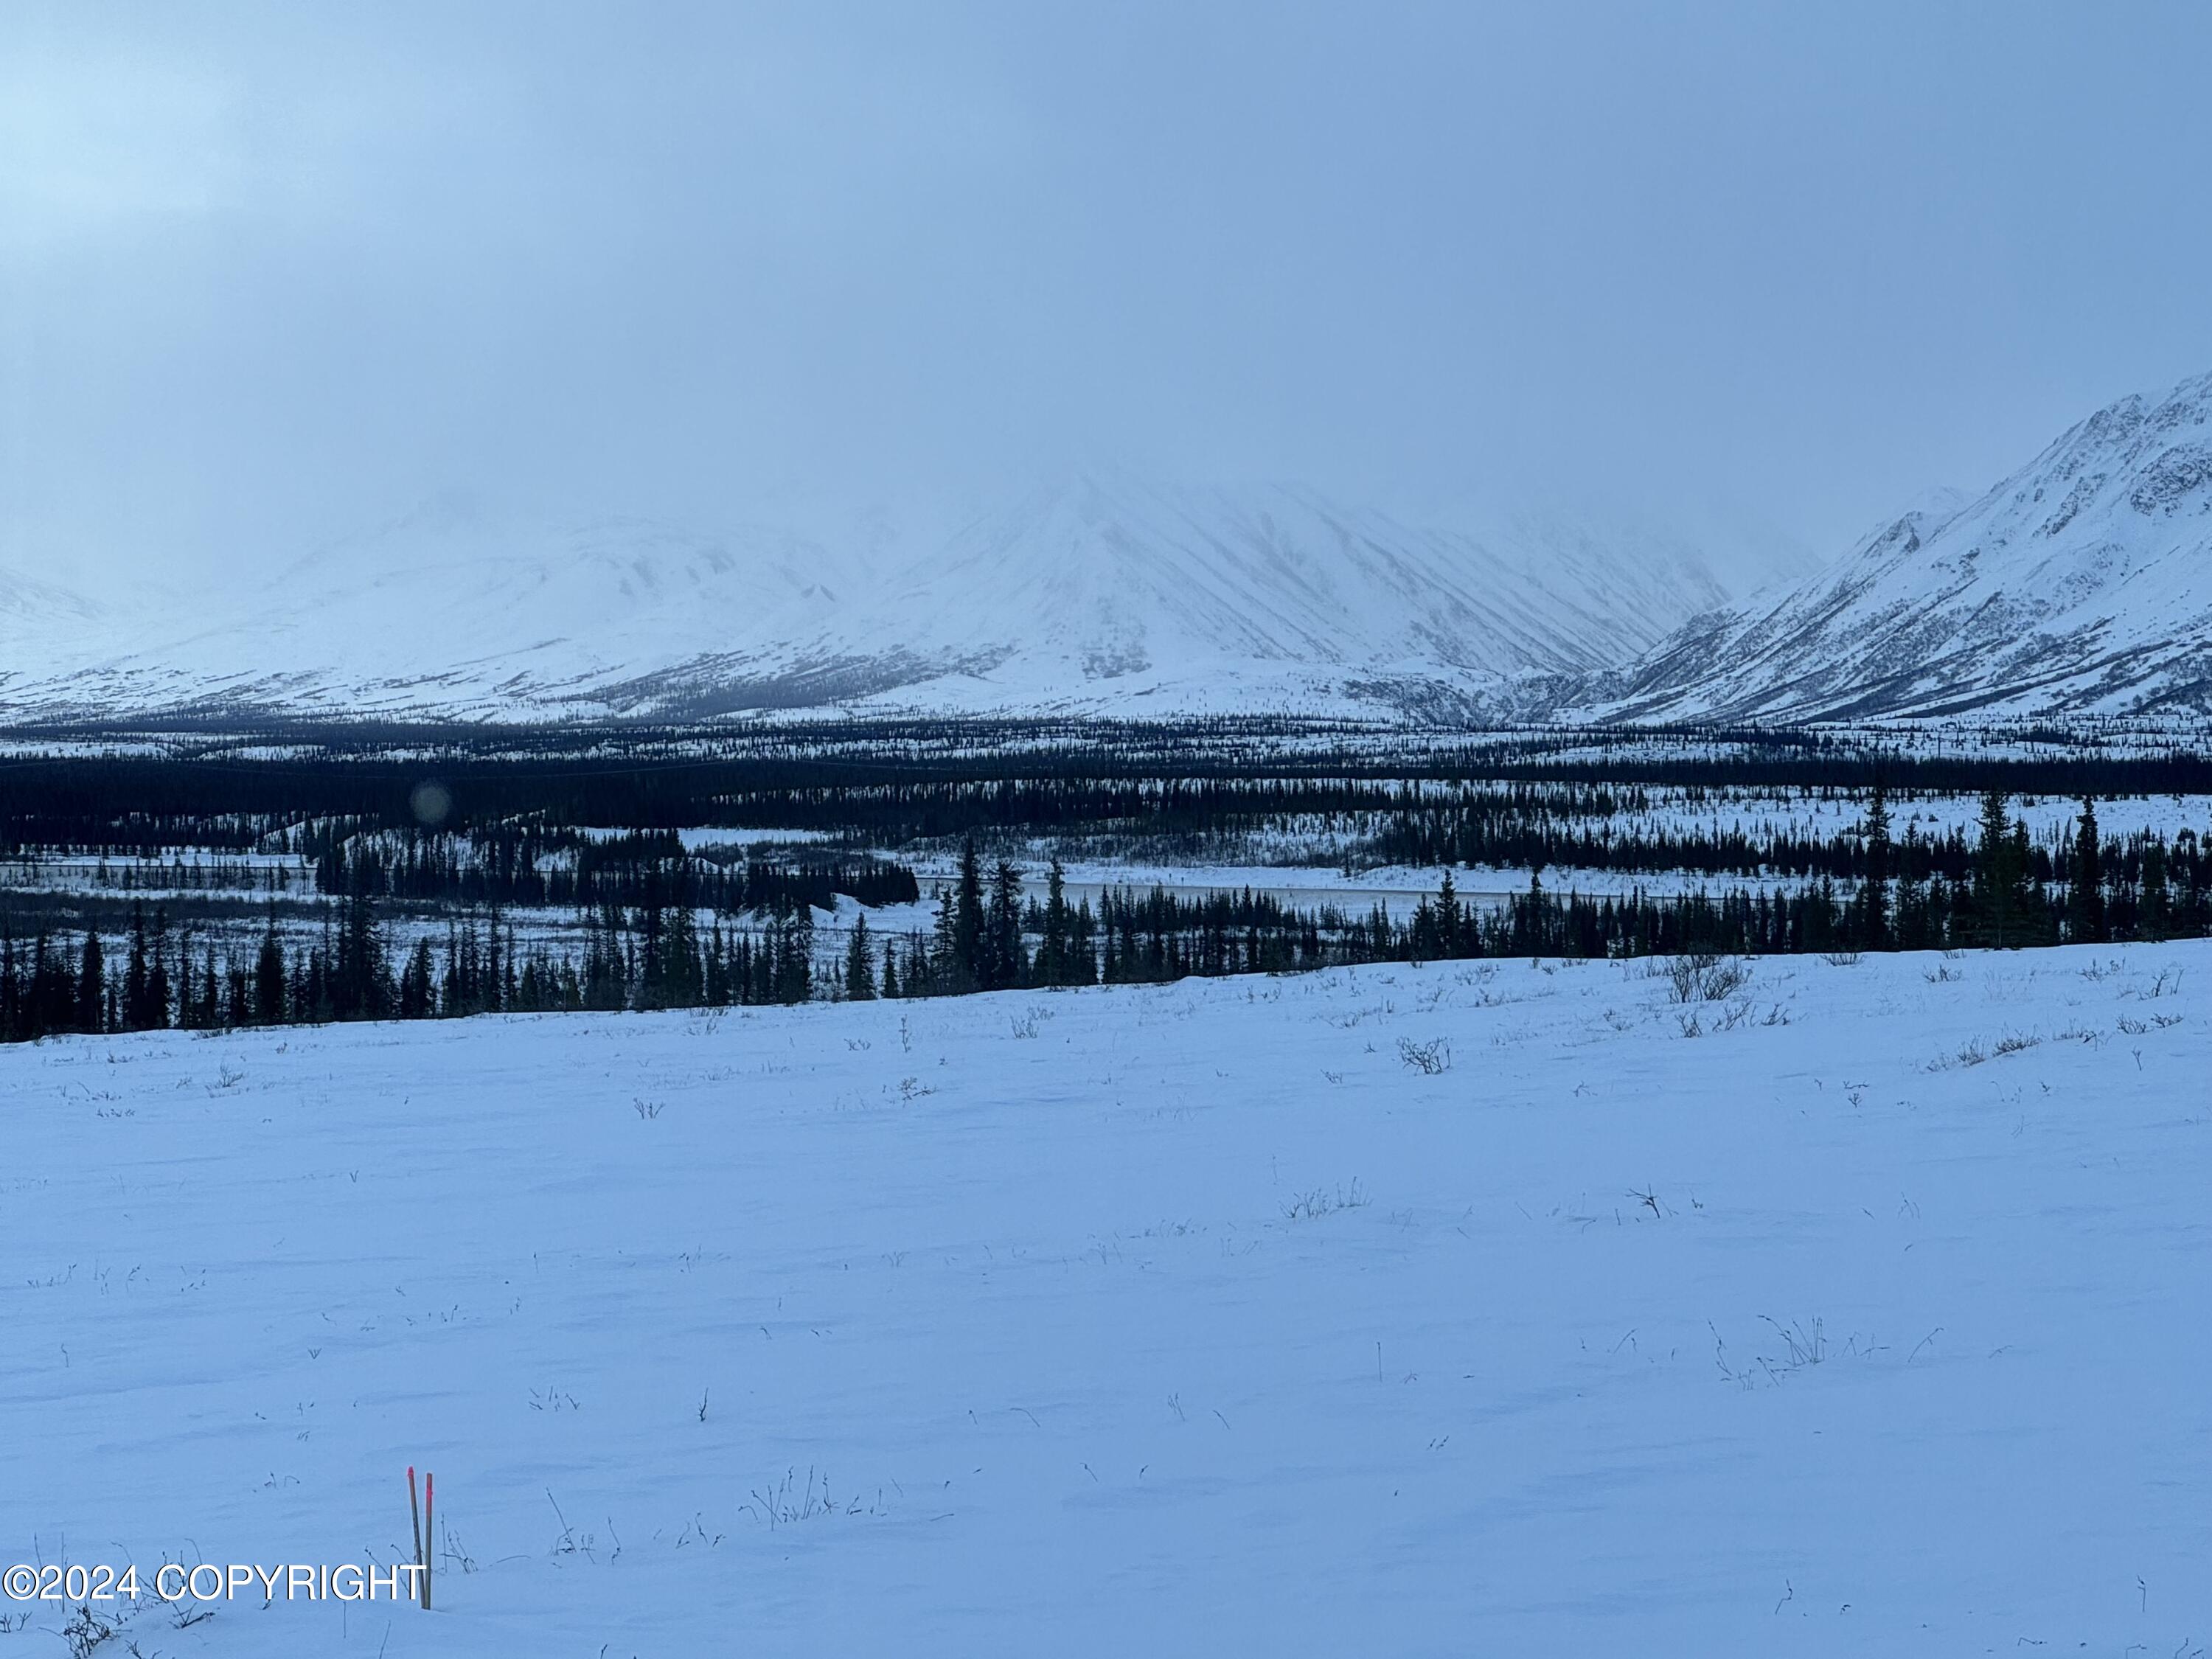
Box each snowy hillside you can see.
[815,480,1784,718]
[1591,370,2212,723]
[19,362,2212,731]
[0,481,1807,725]
[0,562,110,677]
[4,944,2207,1652]
[4,502,868,723]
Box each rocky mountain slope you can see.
[1587,371,2212,723]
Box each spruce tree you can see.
[845,914,876,1000]
[987,860,1025,990]
[1972,790,2029,947]
[2067,798,2107,944]
[1041,857,1071,986]
[931,887,969,995]
[75,931,105,1034]
[145,908,172,1028]
[122,904,151,1029]
[254,911,288,1025]
[2140,839,2171,941]
[704,922,728,1006]
[1073,898,1098,983]
[953,839,985,987]
[400,936,437,1017]
[778,906,814,1004]
[174,944,201,1032]
[0,930,18,1041]
[2012,821,2051,946]
[1860,778,1892,947]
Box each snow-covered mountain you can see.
[799,480,1801,720]
[1587,370,2212,723]
[18,361,2209,734]
[0,480,1810,725]
[0,561,109,665]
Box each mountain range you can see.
[1,371,2207,728]
[1588,369,2212,723]
[0,481,1807,724]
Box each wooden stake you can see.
[407,1466,422,1598]
[422,1472,434,1610]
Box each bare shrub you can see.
[744,1466,883,1528]
[1396,1035,1452,1075]
[1281,1179,1369,1222]
[1759,1315,1828,1369]
[1664,953,1748,1003]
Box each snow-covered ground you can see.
[4,943,2207,1653]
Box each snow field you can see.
[2,942,2208,1654]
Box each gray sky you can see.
[5,1,2211,588]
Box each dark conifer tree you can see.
[1072,898,1099,983]
[775,906,814,1004]
[173,943,201,1032]
[2013,821,2052,945]
[704,922,728,1006]
[1860,778,1892,947]
[145,908,172,1029]
[2140,838,2171,941]
[1972,791,2031,947]
[399,936,437,1017]
[844,914,875,1000]
[929,887,969,995]
[122,904,152,1030]
[2067,798,2107,944]
[226,965,252,1029]
[76,931,105,1034]
[0,931,19,1041]
[987,860,1025,990]
[953,839,985,986]
[1436,869,1464,958]
[1040,857,1071,986]
[254,911,288,1025]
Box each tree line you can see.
[4,793,2205,1046]
[304,828,917,911]
[9,737,2212,855]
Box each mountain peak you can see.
[1590,367,2212,723]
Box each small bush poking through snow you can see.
[1663,953,1748,1003]
[1281,1179,1369,1222]
[1397,1035,1452,1074]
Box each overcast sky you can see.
[4,1,2211,588]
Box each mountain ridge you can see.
[4,369,2208,729]
[1582,369,2212,723]
[0,479,1809,724]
